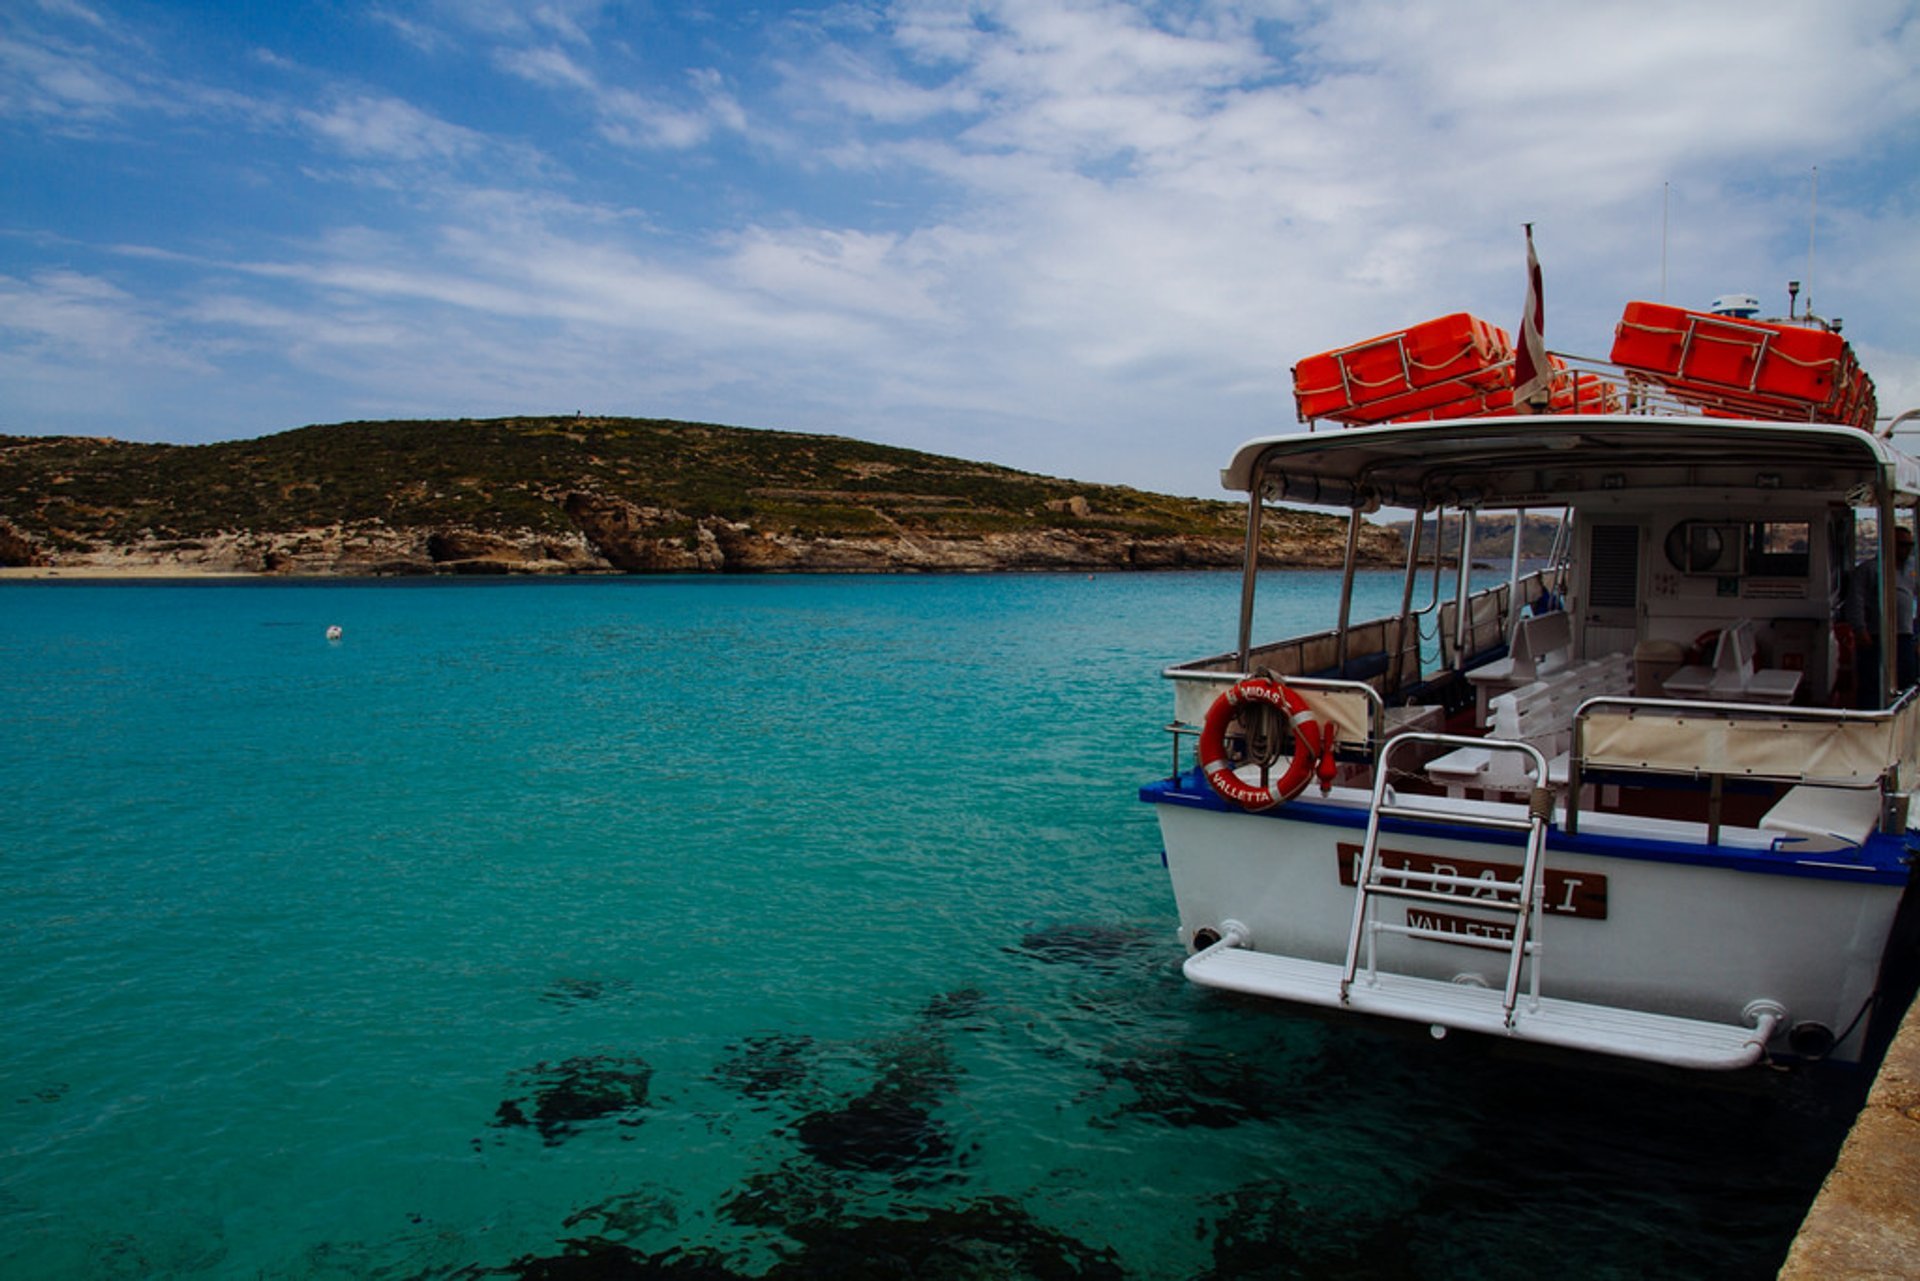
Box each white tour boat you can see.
[1143,292,1920,1070]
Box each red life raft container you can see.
[1292,313,1512,424]
[1609,301,1877,429]
[1398,368,1622,423]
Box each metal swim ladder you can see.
[1342,732,1551,1027]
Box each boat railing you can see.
[1167,663,1920,847]
[1163,676,1389,782]
[1242,615,1425,685]
[1564,690,1920,839]
[1167,568,1554,734]
[1549,348,1888,432]
[1436,570,1556,670]
[1166,644,1409,728]
[1303,348,1874,430]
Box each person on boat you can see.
[1844,524,1917,706]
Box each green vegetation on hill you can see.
[1399,512,1567,561]
[0,415,1268,552]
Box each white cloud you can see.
[528,2,591,46]
[4,0,1919,494]
[299,93,484,161]
[594,85,716,150]
[495,44,595,92]
[0,33,139,120]
[0,270,208,370]
[689,67,747,134]
[807,43,979,124]
[492,39,738,150]
[722,226,952,324]
[427,0,607,40]
[369,7,453,54]
[35,0,110,29]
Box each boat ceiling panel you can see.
[1221,416,1920,510]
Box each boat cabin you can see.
[1168,416,1920,841]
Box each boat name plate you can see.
[1336,842,1609,919]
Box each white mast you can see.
[1805,166,1818,319]
[1660,181,1669,302]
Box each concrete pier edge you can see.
[1778,994,1920,1279]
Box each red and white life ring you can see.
[1198,677,1336,811]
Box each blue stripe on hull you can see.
[1140,769,1912,887]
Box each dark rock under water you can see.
[789,1020,966,1175]
[541,976,636,1009]
[468,1196,1124,1280]
[792,1086,955,1173]
[491,1055,654,1146]
[710,1033,816,1103]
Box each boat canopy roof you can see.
[1221,415,1920,511]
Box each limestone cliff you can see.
[0,418,1400,575]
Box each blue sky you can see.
[5,0,1919,496]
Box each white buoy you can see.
[325,625,343,641]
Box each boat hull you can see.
[1147,780,1906,1066]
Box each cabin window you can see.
[1745,521,1810,578]
[1660,518,1812,579]
[1662,521,1743,575]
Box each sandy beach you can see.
[0,564,264,580]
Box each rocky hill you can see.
[0,416,1400,576]
[1397,511,1568,562]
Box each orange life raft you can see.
[1291,312,1513,425]
[1609,300,1877,429]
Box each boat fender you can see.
[1787,1020,1835,1059]
[1198,677,1332,811]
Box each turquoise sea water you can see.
[0,573,1870,1279]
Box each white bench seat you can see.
[1427,746,1496,794]
[1662,664,1715,698]
[1739,667,1802,704]
[1662,620,1802,705]
[1760,784,1883,851]
[1467,610,1574,725]
[1428,653,1634,799]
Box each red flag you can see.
[1513,224,1550,409]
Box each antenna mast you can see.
[1805,166,1818,319]
[1660,182,1669,302]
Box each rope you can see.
[1296,339,1496,397]
[1404,339,1493,373]
[1615,317,1841,371]
[1755,346,1839,371]
[1614,318,1696,338]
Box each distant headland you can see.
[0,416,1399,577]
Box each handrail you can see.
[1172,569,1548,718]
[1881,407,1920,441]
[1161,675,1389,781]
[1564,691,1915,837]
[1283,676,1389,752]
